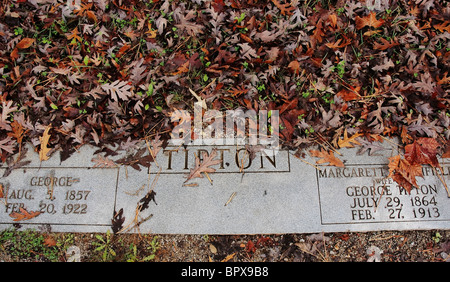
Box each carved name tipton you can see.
[151,146,291,174]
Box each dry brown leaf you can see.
[91,155,118,168]
[221,252,236,262]
[338,129,362,148]
[355,12,385,30]
[9,207,41,221]
[288,60,300,75]
[185,149,222,183]
[309,148,345,167]
[10,48,19,60]
[388,155,423,193]
[39,124,52,161]
[44,236,57,247]
[373,37,400,50]
[271,0,295,16]
[442,143,450,158]
[16,38,35,49]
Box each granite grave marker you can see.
[0,140,449,234]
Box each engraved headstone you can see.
[0,141,449,234]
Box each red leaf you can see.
[16,38,35,49]
[405,138,441,168]
[245,240,256,253]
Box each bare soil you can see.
[56,229,450,262]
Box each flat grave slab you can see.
[0,140,449,234]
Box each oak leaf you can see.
[44,236,57,247]
[404,138,440,168]
[373,37,400,50]
[112,208,125,234]
[271,0,295,16]
[388,155,423,193]
[185,149,222,183]
[325,39,350,50]
[101,80,133,102]
[336,86,360,102]
[309,148,344,167]
[434,21,450,33]
[9,207,41,221]
[0,136,15,155]
[115,147,154,171]
[92,155,118,168]
[1,101,18,131]
[229,85,248,97]
[355,12,384,30]
[66,27,82,43]
[338,129,362,148]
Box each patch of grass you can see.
[0,228,59,261]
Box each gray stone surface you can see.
[0,141,449,234]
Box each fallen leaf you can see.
[39,124,52,161]
[288,60,300,75]
[442,143,450,158]
[270,0,295,16]
[16,38,35,49]
[373,37,400,50]
[338,129,362,148]
[309,148,345,167]
[189,88,207,110]
[355,12,384,30]
[221,253,236,262]
[245,240,256,253]
[9,207,41,221]
[91,155,118,168]
[44,236,57,247]
[388,155,423,193]
[112,208,125,234]
[336,87,360,101]
[10,48,19,60]
[138,190,157,211]
[209,244,217,254]
[405,138,441,168]
[185,149,222,183]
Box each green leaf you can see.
[95,234,105,242]
[83,55,89,66]
[50,103,58,110]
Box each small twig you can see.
[204,171,213,185]
[125,184,146,196]
[145,137,160,168]
[379,135,400,148]
[291,153,322,170]
[225,192,236,206]
[433,167,450,198]
[315,133,342,156]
